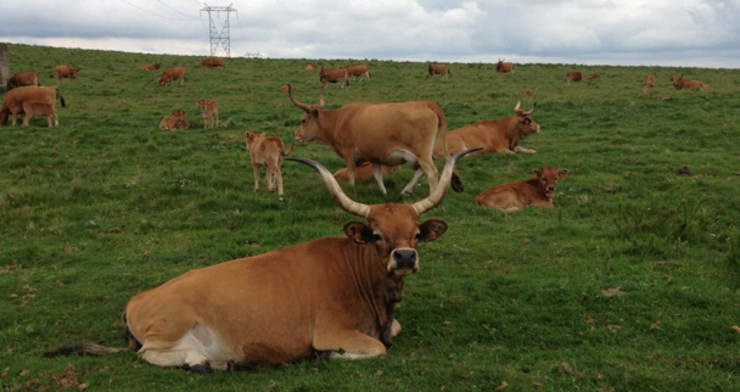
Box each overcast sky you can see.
[1,0,739,68]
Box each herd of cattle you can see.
[0,56,711,375]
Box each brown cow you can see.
[522,90,534,96]
[159,67,186,87]
[200,58,225,69]
[642,75,655,93]
[22,101,58,127]
[305,64,318,71]
[670,75,708,90]
[1,86,66,126]
[140,63,161,71]
[496,59,514,74]
[196,100,219,129]
[279,85,293,92]
[288,85,459,195]
[158,110,189,130]
[585,74,598,81]
[566,71,582,85]
[428,64,449,79]
[334,162,399,183]
[340,65,371,82]
[43,149,477,374]
[431,96,540,159]
[474,167,568,211]
[319,67,350,88]
[8,72,40,89]
[245,132,294,196]
[53,65,77,84]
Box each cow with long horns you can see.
[496,59,514,74]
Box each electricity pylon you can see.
[200,3,237,58]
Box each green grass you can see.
[1,43,739,391]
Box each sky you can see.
[1,0,739,68]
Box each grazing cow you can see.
[319,67,350,88]
[305,64,318,71]
[245,132,294,196]
[334,162,399,183]
[196,100,219,129]
[158,110,189,130]
[200,58,225,69]
[585,74,598,81]
[22,101,58,127]
[670,75,708,90]
[566,71,582,85]
[474,167,568,211]
[53,65,78,83]
[140,63,161,71]
[642,75,655,93]
[340,65,371,82]
[8,72,40,89]
[431,96,540,159]
[496,59,514,74]
[1,86,66,126]
[428,64,449,79]
[288,85,460,195]
[159,67,186,87]
[43,149,478,374]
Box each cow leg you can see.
[418,159,440,194]
[252,164,260,192]
[372,164,388,195]
[46,115,52,128]
[401,169,425,195]
[343,157,357,186]
[266,165,276,193]
[180,78,184,86]
[22,113,30,126]
[214,113,219,128]
[313,329,387,360]
[514,146,536,154]
[202,116,208,129]
[139,349,212,375]
[53,112,59,126]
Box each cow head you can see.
[532,167,568,200]
[172,110,188,129]
[69,66,78,79]
[511,95,540,139]
[288,148,480,276]
[0,111,8,126]
[670,75,683,89]
[245,131,266,149]
[496,59,503,70]
[288,84,327,143]
[154,63,161,70]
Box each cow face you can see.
[1,111,8,126]
[288,85,326,143]
[533,167,568,200]
[513,110,540,139]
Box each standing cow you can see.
[496,59,514,74]
[428,64,449,79]
[159,67,186,87]
[566,71,582,85]
[200,58,225,69]
[642,75,655,93]
[53,65,78,84]
[8,72,40,89]
[196,100,219,129]
[319,67,350,88]
[340,65,371,82]
[1,86,65,126]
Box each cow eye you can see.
[524,119,531,124]
[414,233,422,241]
[301,119,306,124]
[372,234,382,242]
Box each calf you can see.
[53,65,77,84]
[22,101,58,127]
[158,110,189,130]
[671,75,708,90]
[1,86,65,126]
[474,167,568,211]
[8,72,40,88]
[159,67,185,87]
[140,63,161,71]
[428,64,449,79]
[334,162,399,183]
[319,67,350,88]
[246,132,294,196]
[566,71,582,85]
[305,63,318,71]
[196,100,219,129]
[642,75,655,93]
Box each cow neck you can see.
[316,109,347,152]
[504,116,522,150]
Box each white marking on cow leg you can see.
[252,164,260,192]
[402,169,425,194]
[514,146,536,154]
[275,165,284,196]
[416,159,439,194]
[373,164,387,195]
[140,349,208,369]
[390,319,402,338]
[53,113,59,126]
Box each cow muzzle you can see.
[388,248,419,275]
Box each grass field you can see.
[1,43,739,391]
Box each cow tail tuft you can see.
[283,142,295,156]
[57,88,66,108]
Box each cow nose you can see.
[393,249,418,269]
[548,186,555,191]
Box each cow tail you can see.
[434,104,463,192]
[44,310,140,358]
[56,88,66,108]
[282,142,294,156]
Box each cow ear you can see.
[344,222,371,244]
[558,169,569,180]
[532,169,543,179]
[418,219,447,243]
[310,108,320,119]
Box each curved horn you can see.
[286,157,371,218]
[412,148,482,215]
[523,102,537,116]
[288,84,312,112]
[319,85,326,109]
[513,94,521,111]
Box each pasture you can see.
[1,43,739,391]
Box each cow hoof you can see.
[382,338,394,349]
[183,362,213,376]
[314,350,334,361]
[227,360,255,373]
[451,173,464,193]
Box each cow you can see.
[340,65,371,82]
[1,86,66,126]
[8,72,40,89]
[428,64,449,79]
[159,67,186,87]
[140,63,161,71]
[158,110,189,130]
[305,64,318,71]
[288,85,461,195]
[431,95,540,159]
[474,167,568,211]
[53,65,77,84]
[196,100,219,129]
[43,149,478,374]
[585,74,598,81]
[22,101,58,127]
[334,162,399,184]
[319,67,350,88]
[670,75,708,90]
[200,58,225,69]
[642,75,655,93]
[496,59,514,74]
[245,132,294,196]
[522,90,534,97]
[566,71,582,85]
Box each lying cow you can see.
[196,100,219,129]
[642,75,655,93]
[22,101,58,127]
[334,162,399,183]
[319,67,350,88]
[140,63,161,71]
[670,75,708,90]
[305,64,318,71]
[158,110,189,130]
[43,149,478,374]
[340,65,371,82]
[201,58,225,69]
[428,64,449,79]
[496,59,514,74]
[585,74,598,81]
[8,72,40,89]
[1,86,66,126]
[566,71,582,85]
[53,65,78,84]
[245,132,294,196]
[474,167,568,211]
[159,67,186,87]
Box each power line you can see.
[155,0,200,20]
[118,0,195,22]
